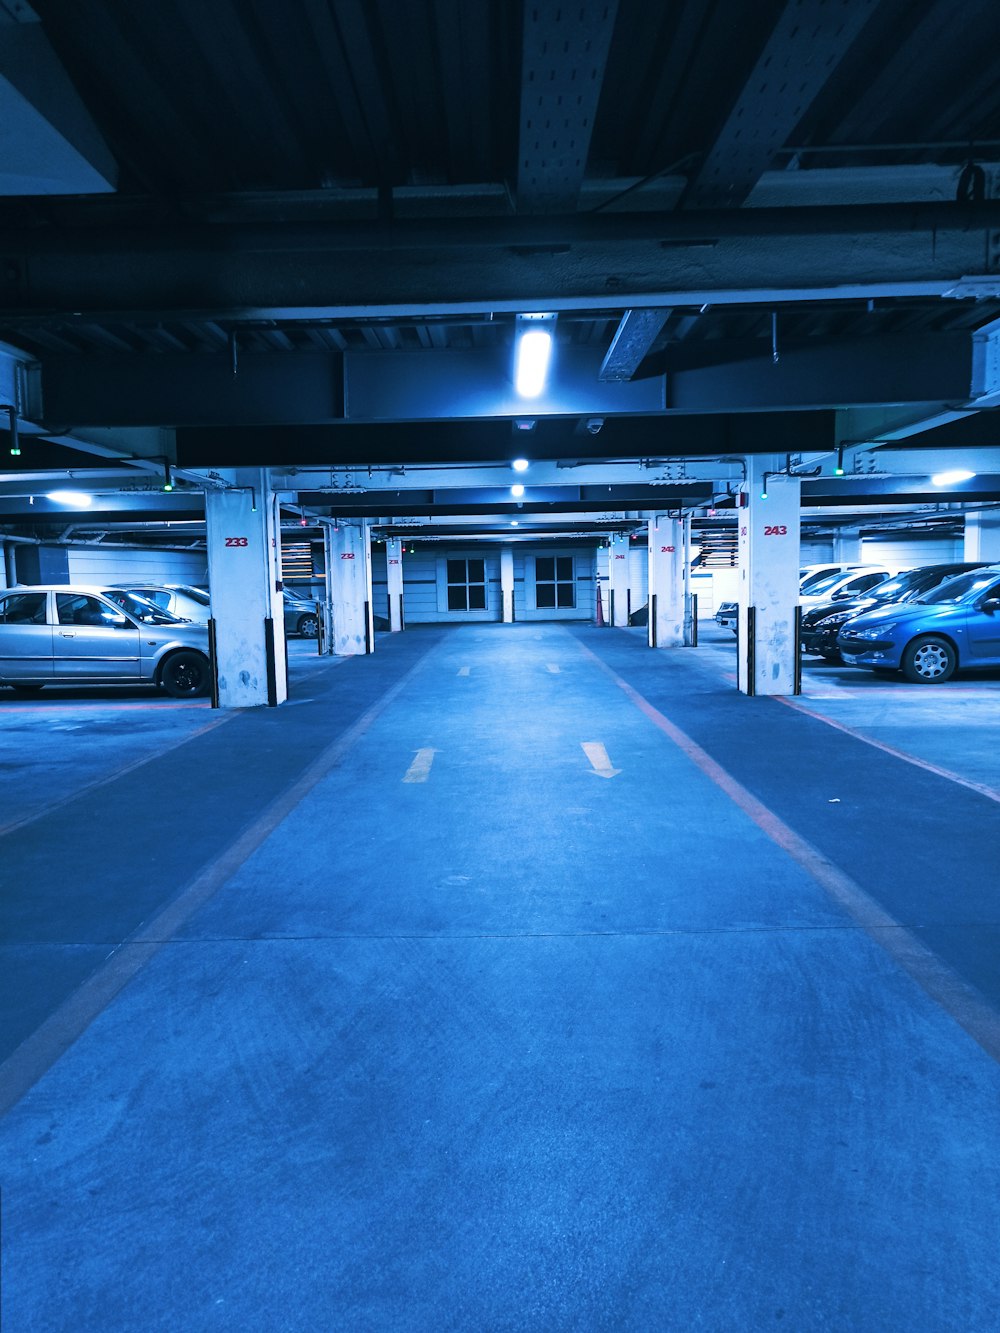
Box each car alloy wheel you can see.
[297,613,319,637]
[901,635,956,684]
[160,650,209,697]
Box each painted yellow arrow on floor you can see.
[403,748,437,783]
[582,742,621,779]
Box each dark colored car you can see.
[801,562,988,661]
[838,565,1000,682]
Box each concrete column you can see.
[608,533,631,626]
[832,527,861,563]
[647,517,684,648]
[205,470,287,708]
[736,458,801,696]
[386,538,404,631]
[964,511,1000,562]
[500,546,515,622]
[328,520,374,655]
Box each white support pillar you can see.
[647,517,684,648]
[386,538,404,631]
[328,521,374,655]
[833,527,861,564]
[964,511,1000,563]
[205,470,287,708]
[500,546,515,622]
[737,458,801,696]
[608,533,631,625]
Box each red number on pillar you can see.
[763,525,788,536]
[340,552,356,560]
[224,536,249,547]
[661,545,675,553]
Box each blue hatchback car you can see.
[838,565,1000,682]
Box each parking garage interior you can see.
[2,3,1000,1329]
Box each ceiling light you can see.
[510,484,525,497]
[515,329,552,397]
[512,457,530,471]
[47,490,93,507]
[931,469,975,486]
[510,520,519,527]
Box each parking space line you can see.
[403,748,437,782]
[575,638,1000,1066]
[0,712,238,840]
[0,656,428,1118]
[457,666,471,676]
[776,695,1000,805]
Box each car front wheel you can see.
[160,650,210,697]
[296,613,319,637]
[901,635,956,684]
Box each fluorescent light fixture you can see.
[510,520,519,527]
[515,329,552,397]
[931,469,975,486]
[512,457,530,471]
[510,484,525,498]
[47,490,93,507]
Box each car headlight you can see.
[850,623,896,640]
[816,610,853,628]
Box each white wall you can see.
[66,546,208,585]
[860,536,962,570]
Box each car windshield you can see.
[174,586,210,605]
[868,572,921,601]
[103,589,185,623]
[801,571,849,595]
[917,569,1000,605]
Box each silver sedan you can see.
[0,585,212,697]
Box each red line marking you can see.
[776,695,1000,805]
[573,636,1000,1066]
[0,647,431,1117]
[0,712,237,839]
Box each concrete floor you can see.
[2,624,999,1331]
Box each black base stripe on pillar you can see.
[400,593,405,631]
[364,600,372,653]
[691,593,699,646]
[793,603,802,695]
[609,589,615,627]
[264,617,278,706]
[746,605,757,696]
[207,617,220,709]
[650,593,658,648]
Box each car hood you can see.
[844,601,964,632]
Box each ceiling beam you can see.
[599,309,670,382]
[683,0,880,210]
[517,1,618,213]
[3,203,1000,321]
[37,333,982,428]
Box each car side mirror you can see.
[109,614,131,628]
[981,597,1000,614]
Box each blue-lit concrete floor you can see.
[2,625,999,1332]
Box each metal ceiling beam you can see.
[176,413,834,469]
[38,333,982,428]
[2,203,1000,320]
[0,13,117,196]
[599,309,670,382]
[683,0,879,210]
[516,1,618,213]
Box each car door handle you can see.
[59,631,76,638]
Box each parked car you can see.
[798,566,894,609]
[0,585,212,696]
[800,562,988,661]
[283,594,321,637]
[837,565,1000,682]
[715,566,892,634]
[799,562,876,593]
[113,582,322,637]
[110,583,210,623]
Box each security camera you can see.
[586,417,604,435]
